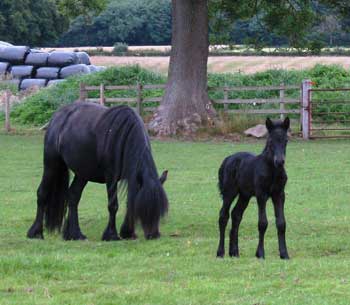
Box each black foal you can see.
[217,117,290,259]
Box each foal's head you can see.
[265,117,290,168]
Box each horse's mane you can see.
[96,105,158,182]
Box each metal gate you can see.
[308,88,350,139]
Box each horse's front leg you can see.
[272,192,289,259]
[256,194,268,259]
[102,180,120,241]
[63,176,87,240]
[120,209,137,240]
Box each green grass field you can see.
[1,134,350,305]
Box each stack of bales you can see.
[0,45,105,90]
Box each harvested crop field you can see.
[90,56,350,74]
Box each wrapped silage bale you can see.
[10,65,34,79]
[47,79,66,86]
[36,67,60,79]
[0,46,30,64]
[88,65,106,73]
[0,41,13,47]
[76,52,91,65]
[48,51,79,67]
[25,50,49,67]
[20,79,47,90]
[0,62,10,75]
[60,64,90,78]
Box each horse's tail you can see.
[44,159,69,231]
[133,176,168,238]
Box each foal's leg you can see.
[272,192,289,259]
[63,176,87,240]
[102,180,120,241]
[229,195,249,257]
[216,190,237,257]
[27,167,55,239]
[256,195,268,259]
[120,209,137,239]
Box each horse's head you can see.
[134,169,169,239]
[265,117,290,168]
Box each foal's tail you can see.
[218,156,236,198]
[44,159,69,231]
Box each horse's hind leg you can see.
[272,192,289,259]
[229,195,249,257]
[216,189,237,257]
[255,195,268,259]
[102,180,120,241]
[27,167,55,239]
[63,176,87,240]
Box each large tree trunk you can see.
[149,0,216,136]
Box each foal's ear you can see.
[159,170,168,185]
[283,117,290,130]
[266,117,274,132]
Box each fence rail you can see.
[1,90,11,132]
[79,82,301,119]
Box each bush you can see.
[308,40,325,55]
[113,42,128,55]
[11,65,165,125]
[11,64,350,126]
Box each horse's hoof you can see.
[120,230,137,240]
[27,225,44,239]
[102,229,121,241]
[255,251,265,259]
[145,232,160,240]
[280,253,290,260]
[63,231,87,241]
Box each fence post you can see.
[136,82,143,115]
[279,83,285,120]
[79,83,87,102]
[99,83,105,106]
[223,87,228,112]
[4,90,11,132]
[301,79,312,140]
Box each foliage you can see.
[59,0,172,46]
[11,64,350,126]
[113,42,128,55]
[2,135,350,304]
[0,0,68,46]
[10,66,165,125]
[56,0,107,20]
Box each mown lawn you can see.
[1,134,350,305]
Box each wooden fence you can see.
[1,90,11,132]
[79,82,301,119]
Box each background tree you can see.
[59,0,171,46]
[149,0,350,136]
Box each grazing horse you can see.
[216,117,290,259]
[27,102,168,241]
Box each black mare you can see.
[217,117,290,259]
[27,102,168,241]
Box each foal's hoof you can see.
[229,248,239,258]
[255,252,265,259]
[280,253,290,260]
[27,225,44,239]
[102,228,121,241]
[216,249,225,258]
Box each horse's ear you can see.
[159,170,168,185]
[266,117,274,132]
[283,117,290,130]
